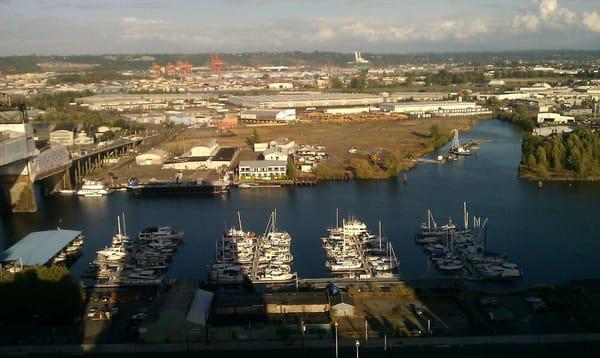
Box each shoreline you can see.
[519,167,600,182]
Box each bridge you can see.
[0,122,144,213]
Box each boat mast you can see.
[336,208,339,229]
[452,129,460,150]
[122,212,127,236]
[237,211,243,232]
[427,209,431,230]
[463,202,468,231]
[117,215,121,236]
[379,221,382,251]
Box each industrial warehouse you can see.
[227,93,383,109]
[379,100,492,118]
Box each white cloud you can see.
[513,14,540,31]
[582,11,600,32]
[539,0,558,19]
[512,0,577,32]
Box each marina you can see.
[321,211,399,279]
[209,210,296,285]
[84,214,183,287]
[415,203,523,282]
[3,120,600,289]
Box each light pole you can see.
[334,321,339,358]
[355,339,360,358]
[301,321,307,358]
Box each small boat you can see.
[77,180,110,197]
[239,183,281,189]
[58,189,76,196]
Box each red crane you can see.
[211,54,225,72]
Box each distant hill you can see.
[1,50,599,74]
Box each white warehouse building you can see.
[240,108,297,123]
[537,112,575,124]
[238,160,287,180]
[379,101,491,118]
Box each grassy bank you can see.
[219,116,484,180]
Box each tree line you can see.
[522,129,600,179]
[0,266,84,323]
[496,104,536,131]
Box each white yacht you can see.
[138,226,184,242]
[77,180,110,197]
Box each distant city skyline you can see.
[1,0,599,56]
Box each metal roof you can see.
[186,289,214,326]
[0,229,82,266]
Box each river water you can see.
[2,119,599,290]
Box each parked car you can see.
[87,308,97,318]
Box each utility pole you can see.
[355,340,360,358]
[334,321,339,358]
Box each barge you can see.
[126,177,229,196]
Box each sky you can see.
[0,0,599,55]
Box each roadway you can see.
[2,334,600,357]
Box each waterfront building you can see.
[136,149,169,166]
[238,160,287,179]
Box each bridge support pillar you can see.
[0,161,37,213]
[40,170,72,195]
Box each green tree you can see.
[100,130,115,141]
[535,146,548,170]
[349,76,366,90]
[0,266,84,323]
[286,157,297,178]
[526,153,537,168]
[331,77,344,89]
[247,128,261,145]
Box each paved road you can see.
[3,334,600,357]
